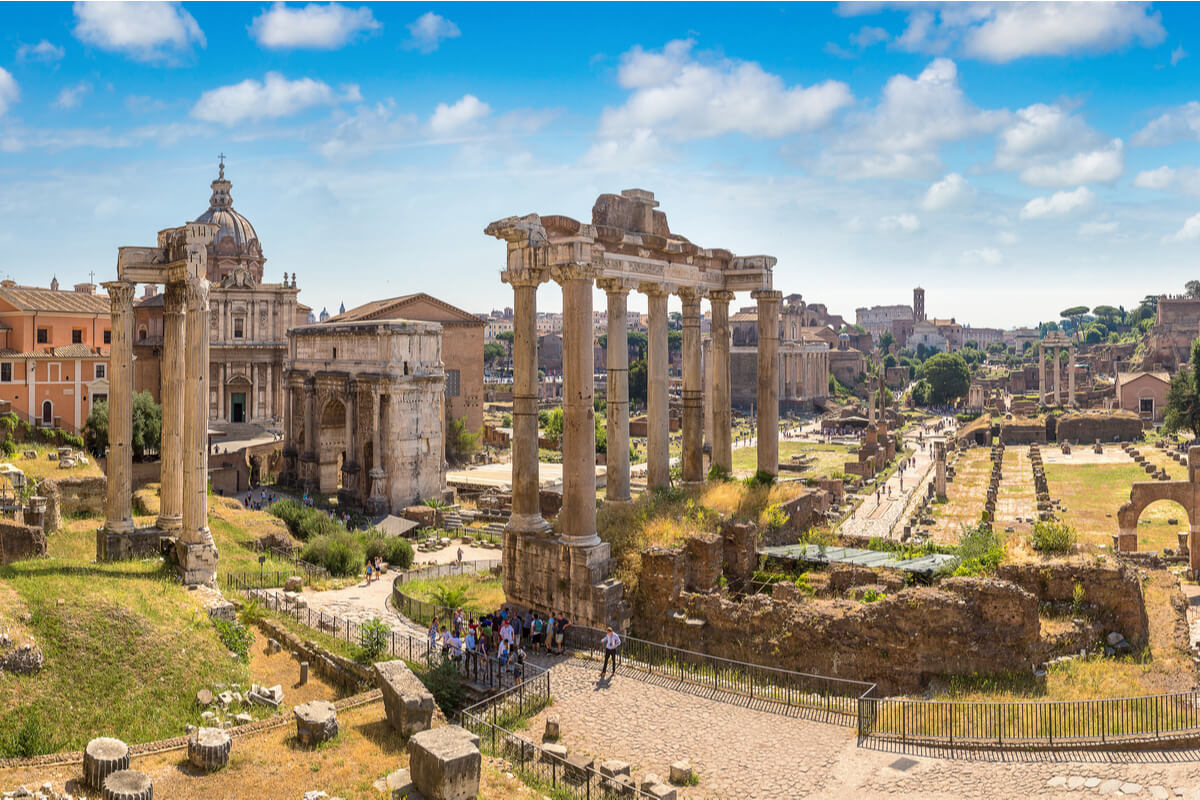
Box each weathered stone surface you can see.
[1,642,44,675]
[196,689,213,707]
[187,727,231,771]
[543,717,560,740]
[599,760,630,778]
[408,725,481,800]
[669,761,693,784]
[294,700,338,746]
[373,768,415,798]
[284,575,303,592]
[648,784,678,800]
[101,768,152,800]
[374,660,435,737]
[84,737,130,790]
[0,520,46,565]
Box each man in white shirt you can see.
[500,620,514,647]
[600,626,621,678]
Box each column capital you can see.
[550,262,601,286]
[501,266,550,289]
[163,281,186,315]
[102,280,136,311]
[184,277,210,311]
[596,277,636,296]
[708,289,736,304]
[751,289,783,302]
[677,286,707,304]
[639,282,677,298]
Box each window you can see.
[138,327,147,341]
[94,363,106,380]
[0,363,9,383]
[1140,397,1154,415]
[233,318,244,338]
[72,329,83,344]
[36,328,48,344]
[41,400,52,425]
[103,329,111,344]
[445,368,461,398]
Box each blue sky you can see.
[2,2,1200,328]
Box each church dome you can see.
[195,160,261,257]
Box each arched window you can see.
[41,400,52,424]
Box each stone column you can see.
[1038,344,1045,404]
[340,381,359,503]
[709,290,734,473]
[600,280,631,502]
[301,378,317,489]
[557,265,600,547]
[502,271,551,534]
[753,290,782,477]
[156,282,185,532]
[644,286,670,490]
[366,385,387,515]
[101,280,135,535]
[680,288,704,484]
[1054,348,1062,407]
[934,441,947,501]
[1068,344,1076,407]
[178,277,218,586]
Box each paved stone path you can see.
[524,659,1200,799]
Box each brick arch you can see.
[1116,446,1200,573]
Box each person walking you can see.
[600,626,621,678]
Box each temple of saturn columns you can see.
[485,189,780,628]
[99,222,221,586]
[1037,329,1076,407]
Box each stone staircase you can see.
[442,504,465,531]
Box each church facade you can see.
[134,162,309,428]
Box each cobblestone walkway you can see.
[525,660,1200,799]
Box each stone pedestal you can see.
[294,700,338,746]
[101,769,152,800]
[187,727,232,772]
[374,660,435,737]
[1116,530,1138,552]
[408,725,481,800]
[367,467,389,516]
[501,530,628,630]
[84,737,130,790]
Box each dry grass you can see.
[927,448,993,543]
[730,441,850,478]
[4,445,102,482]
[1046,462,1182,551]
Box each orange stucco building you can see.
[0,278,111,432]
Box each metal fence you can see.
[225,573,545,694]
[394,559,501,584]
[857,687,1200,748]
[461,676,658,799]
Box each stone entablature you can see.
[283,320,446,514]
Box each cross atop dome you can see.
[209,157,233,209]
[218,152,226,179]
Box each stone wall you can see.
[256,617,374,693]
[996,560,1149,648]
[1054,411,1143,444]
[0,520,46,565]
[41,476,106,533]
[1000,417,1046,444]
[502,533,628,630]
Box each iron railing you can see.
[857,686,1200,748]
[461,674,658,799]
[225,573,545,693]
[394,559,501,584]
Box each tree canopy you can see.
[877,330,895,353]
[483,342,506,364]
[84,391,161,458]
[496,330,514,343]
[918,353,971,405]
[1186,281,1200,299]
[1165,339,1200,438]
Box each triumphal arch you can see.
[486,189,779,628]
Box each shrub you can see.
[759,503,789,531]
[1032,521,1077,554]
[269,499,305,535]
[952,523,1006,576]
[355,617,391,664]
[706,463,732,482]
[301,531,364,577]
[361,533,413,569]
[419,657,467,716]
[213,618,252,663]
[299,511,341,541]
[0,435,15,458]
[860,588,886,603]
[430,582,473,609]
[745,469,776,488]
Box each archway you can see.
[41,400,52,425]
[317,398,346,495]
[1116,452,1200,572]
[226,375,253,424]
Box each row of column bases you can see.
[101,278,218,585]
[504,265,781,547]
[1037,343,1076,407]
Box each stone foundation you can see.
[96,526,167,562]
[502,531,628,630]
[41,475,106,533]
[1055,411,1143,443]
[0,520,46,565]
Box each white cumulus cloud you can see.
[888,2,1164,62]
[1020,186,1094,220]
[0,69,19,117]
[73,1,204,63]
[1166,212,1200,243]
[879,213,921,233]
[320,101,418,158]
[600,39,853,140]
[1078,219,1118,237]
[1133,101,1200,147]
[191,72,353,125]
[429,94,490,135]
[404,12,460,53]
[823,58,1004,179]
[53,82,89,110]
[995,103,1123,187]
[250,3,380,49]
[962,248,1002,265]
[921,173,972,211]
[1134,166,1176,190]
[17,40,65,62]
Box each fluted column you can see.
[156,282,185,532]
[753,289,782,477]
[178,277,218,585]
[599,279,631,502]
[644,286,670,490]
[557,264,600,547]
[680,288,704,484]
[709,290,734,473]
[301,378,317,488]
[1068,344,1076,407]
[1054,348,1062,407]
[101,280,135,534]
[1038,344,1046,404]
[502,269,551,534]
